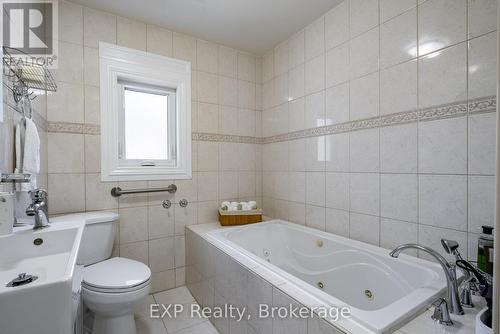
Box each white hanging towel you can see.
[14,121,25,192]
[15,118,40,191]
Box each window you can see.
[118,82,176,165]
[99,42,191,181]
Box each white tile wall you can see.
[418,0,466,55]
[350,173,380,216]
[349,128,379,172]
[469,32,497,99]
[305,54,326,95]
[325,83,349,124]
[349,27,379,79]
[380,60,417,115]
[305,91,325,129]
[46,0,263,294]
[380,8,417,69]
[305,18,325,60]
[117,17,147,50]
[325,133,350,172]
[325,1,349,49]
[418,42,467,108]
[349,0,379,37]
[349,72,379,120]
[380,218,418,254]
[261,0,497,262]
[325,208,350,237]
[418,117,467,174]
[469,113,496,175]
[381,174,418,223]
[380,0,416,23]
[468,0,498,38]
[146,25,173,57]
[350,212,380,245]
[468,175,495,234]
[326,43,349,88]
[380,123,417,173]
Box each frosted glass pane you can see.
[124,89,169,160]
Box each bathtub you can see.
[205,220,447,333]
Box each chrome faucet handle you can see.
[459,276,477,308]
[30,188,48,201]
[441,239,462,258]
[431,298,453,326]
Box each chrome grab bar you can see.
[110,184,177,197]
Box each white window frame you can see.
[99,42,191,181]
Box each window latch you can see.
[118,142,123,159]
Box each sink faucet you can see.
[25,189,50,229]
[389,243,464,325]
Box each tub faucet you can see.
[26,189,50,229]
[441,238,475,308]
[389,243,464,325]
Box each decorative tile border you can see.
[46,122,101,135]
[469,96,497,114]
[44,123,261,144]
[262,96,496,144]
[43,96,496,145]
[193,132,260,144]
[47,122,84,134]
[380,109,418,127]
[418,100,468,121]
[84,123,100,135]
[45,124,261,144]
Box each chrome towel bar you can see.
[110,184,177,197]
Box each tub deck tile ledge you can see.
[398,295,485,334]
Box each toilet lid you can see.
[83,257,151,290]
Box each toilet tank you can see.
[76,212,120,266]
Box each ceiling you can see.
[72,0,342,55]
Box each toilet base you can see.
[93,313,136,334]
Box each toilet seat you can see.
[82,278,151,293]
[83,257,151,293]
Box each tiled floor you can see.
[135,287,219,334]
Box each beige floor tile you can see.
[172,321,219,334]
[154,286,195,305]
[136,317,168,334]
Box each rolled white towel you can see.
[248,201,257,209]
[239,201,252,210]
[221,201,231,211]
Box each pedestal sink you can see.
[0,219,84,334]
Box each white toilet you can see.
[76,212,151,334]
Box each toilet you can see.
[76,212,151,334]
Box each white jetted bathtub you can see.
[206,220,447,333]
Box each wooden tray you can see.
[218,208,263,226]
